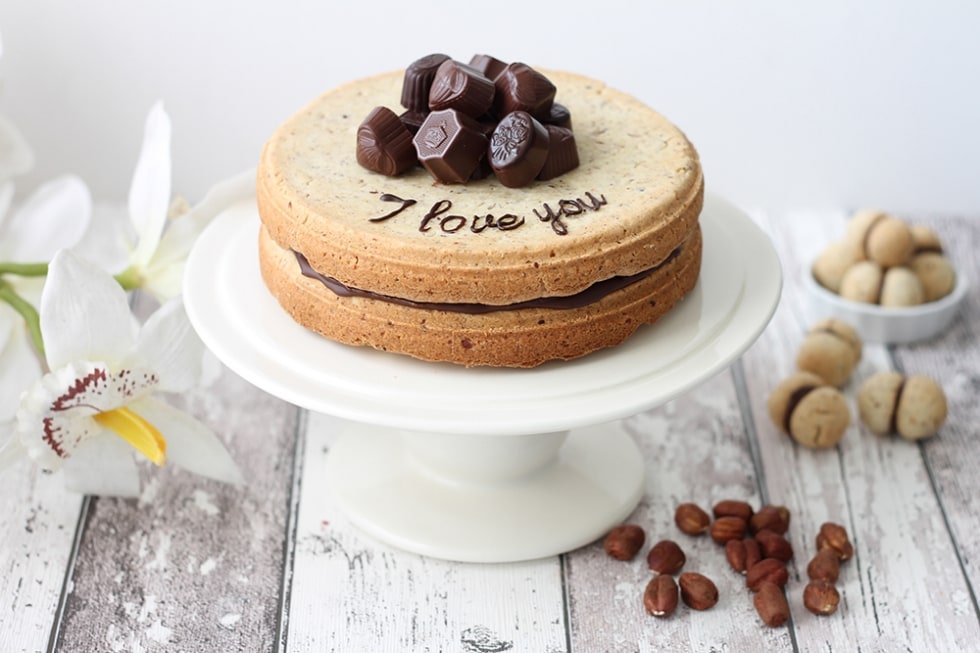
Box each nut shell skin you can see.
[865,216,915,268]
[910,252,956,302]
[796,319,862,387]
[857,371,905,435]
[812,240,864,293]
[839,260,883,304]
[768,371,849,448]
[880,266,924,307]
[895,375,947,440]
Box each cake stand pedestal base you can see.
[326,421,645,562]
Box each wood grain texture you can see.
[53,363,300,652]
[284,411,569,653]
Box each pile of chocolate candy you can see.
[355,53,579,187]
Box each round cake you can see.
[257,59,704,367]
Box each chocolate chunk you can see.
[428,59,495,118]
[537,125,579,181]
[399,109,428,135]
[414,109,489,184]
[488,111,550,187]
[493,63,556,120]
[356,106,417,177]
[401,53,451,112]
[468,54,508,81]
[542,102,572,129]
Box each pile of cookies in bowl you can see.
[806,210,967,342]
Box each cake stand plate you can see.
[184,192,782,562]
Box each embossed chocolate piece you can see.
[493,62,557,120]
[413,109,489,184]
[538,125,579,181]
[401,53,450,112]
[489,111,550,188]
[468,53,509,81]
[428,59,495,118]
[356,106,417,176]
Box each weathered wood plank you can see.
[739,208,980,650]
[53,363,300,651]
[565,369,794,651]
[0,465,84,653]
[285,411,569,653]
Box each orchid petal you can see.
[0,425,22,471]
[0,114,35,181]
[73,202,133,274]
[131,396,243,485]
[128,102,171,267]
[41,250,138,369]
[0,322,41,421]
[126,298,202,393]
[1,175,91,262]
[62,435,142,497]
[140,259,186,302]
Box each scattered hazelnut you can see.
[646,539,686,575]
[674,502,711,535]
[678,572,719,610]
[812,240,864,293]
[909,252,956,302]
[644,574,679,618]
[857,371,948,440]
[803,580,840,616]
[710,516,748,544]
[712,499,754,522]
[839,260,884,304]
[749,505,791,535]
[725,539,748,574]
[880,266,924,307]
[767,371,850,448]
[796,319,863,387]
[806,548,841,583]
[816,522,854,562]
[754,581,790,627]
[746,558,789,592]
[755,529,794,563]
[603,524,646,560]
[743,537,763,570]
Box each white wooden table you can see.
[2,208,978,652]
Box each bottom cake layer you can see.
[258,225,703,367]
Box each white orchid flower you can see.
[0,249,242,496]
[111,101,254,301]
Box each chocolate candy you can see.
[398,110,428,136]
[468,54,508,81]
[488,111,550,188]
[493,62,556,120]
[543,102,572,129]
[537,125,579,181]
[413,109,488,184]
[356,106,417,176]
[428,59,495,118]
[401,53,450,112]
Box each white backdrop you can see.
[2,0,978,212]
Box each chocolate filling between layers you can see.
[293,246,682,314]
[784,385,818,433]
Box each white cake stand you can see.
[184,192,781,562]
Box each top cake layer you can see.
[257,69,703,305]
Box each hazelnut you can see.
[768,371,850,448]
[816,522,854,561]
[603,524,645,560]
[644,574,679,617]
[749,505,791,535]
[674,502,711,535]
[803,580,841,616]
[709,516,748,544]
[725,539,749,574]
[712,499,754,522]
[839,260,884,304]
[807,548,841,583]
[755,529,794,562]
[796,319,862,387]
[857,371,948,440]
[812,240,864,293]
[646,539,686,575]
[909,252,956,302]
[754,581,790,627]
[678,572,719,610]
[746,558,789,592]
[880,266,924,307]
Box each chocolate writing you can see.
[370,191,607,236]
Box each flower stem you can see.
[0,261,49,277]
[0,280,45,358]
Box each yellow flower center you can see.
[94,407,167,466]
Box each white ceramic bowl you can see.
[804,267,969,343]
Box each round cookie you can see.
[910,224,943,254]
[839,260,883,304]
[857,371,947,439]
[880,267,924,307]
[796,319,862,387]
[909,252,956,302]
[846,211,914,269]
[256,66,704,367]
[812,240,864,293]
[767,371,850,448]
